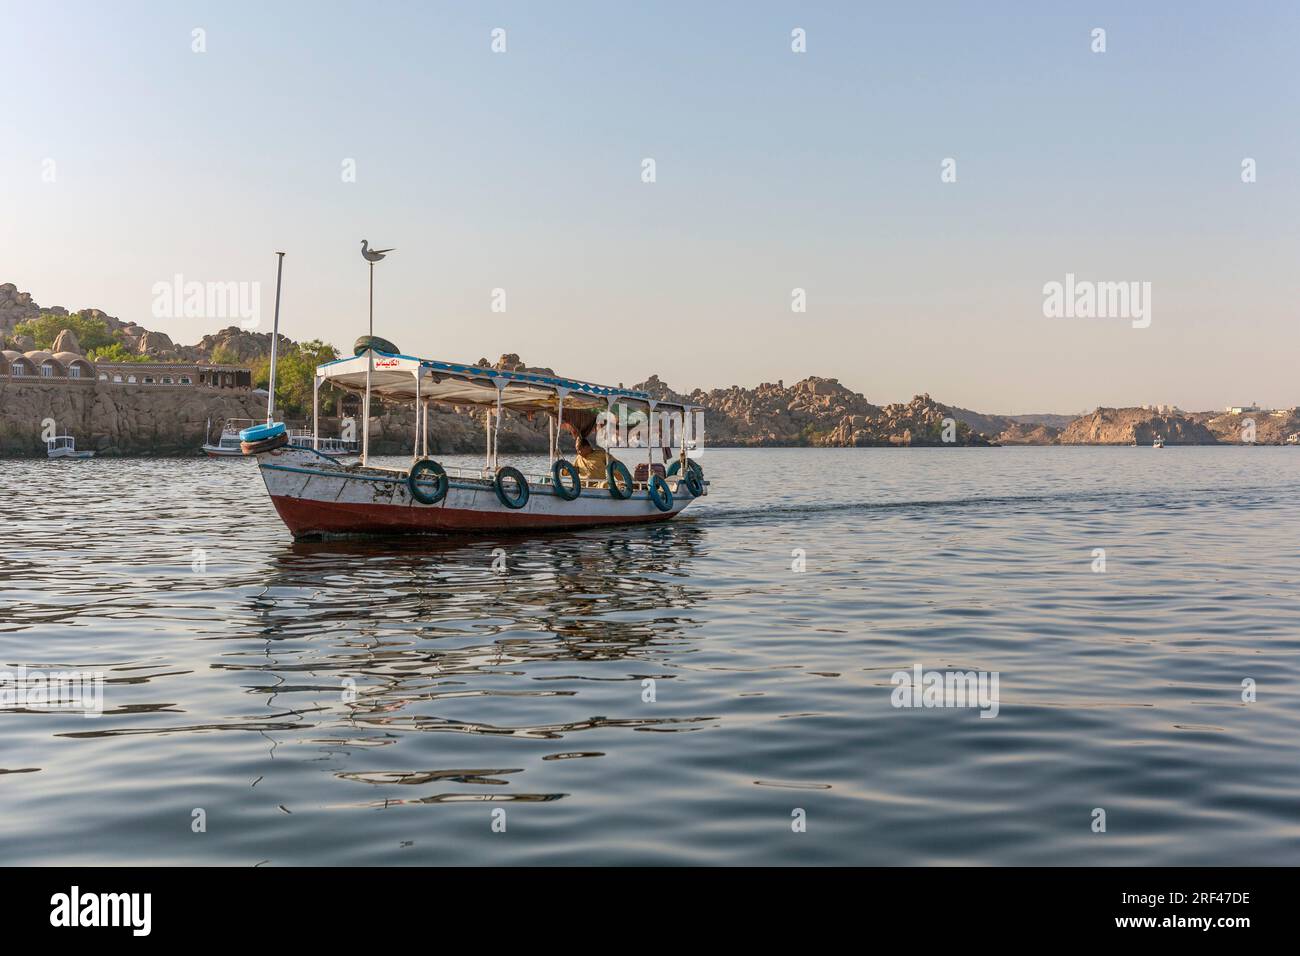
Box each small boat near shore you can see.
[203,418,357,458]
[46,435,94,459]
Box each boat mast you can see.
[266,251,285,424]
[363,258,373,465]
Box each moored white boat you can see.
[46,435,94,459]
[204,419,357,458]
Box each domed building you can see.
[0,349,37,377]
[2,347,95,380]
[54,351,96,378]
[3,326,249,389]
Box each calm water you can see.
[2,447,1298,866]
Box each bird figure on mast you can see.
[361,239,394,262]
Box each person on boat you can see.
[561,410,617,487]
[574,433,612,487]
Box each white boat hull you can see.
[205,442,353,458]
[253,447,704,538]
[202,444,244,457]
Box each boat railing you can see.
[353,460,672,493]
[217,420,356,450]
[218,418,260,434]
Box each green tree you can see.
[252,339,340,418]
[14,312,117,352]
[209,343,241,366]
[86,341,151,363]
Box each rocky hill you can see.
[634,375,992,446]
[0,284,293,363]
[0,283,160,354]
[182,326,294,363]
[1198,409,1300,445]
[1057,407,1220,445]
[997,422,1064,445]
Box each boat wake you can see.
[691,482,1285,526]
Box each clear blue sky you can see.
[2,1,1297,412]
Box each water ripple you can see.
[2,448,1299,864]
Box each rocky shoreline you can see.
[3,282,1297,455]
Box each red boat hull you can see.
[269,493,679,537]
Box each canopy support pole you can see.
[647,400,656,476]
[422,400,429,457]
[493,384,504,472]
[556,389,566,460]
[412,366,422,463]
[312,374,320,449]
[484,408,491,473]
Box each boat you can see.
[243,351,707,538]
[1153,436,1165,448]
[204,418,358,458]
[46,435,94,459]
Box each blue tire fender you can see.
[552,459,581,500]
[607,460,633,499]
[408,459,448,505]
[494,466,530,509]
[647,473,674,511]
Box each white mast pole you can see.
[362,258,373,465]
[267,252,285,424]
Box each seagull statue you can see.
[360,239,394,262]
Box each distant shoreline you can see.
[7,442,1296,461]
[5,284,1297,454]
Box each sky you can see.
[2,1,1297,413]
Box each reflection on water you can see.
[234,528,716,753]
[3,448,1300,864]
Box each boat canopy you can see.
[315,351,698,415]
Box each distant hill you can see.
[1058,407,1219,445]
[0,283,293,363]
